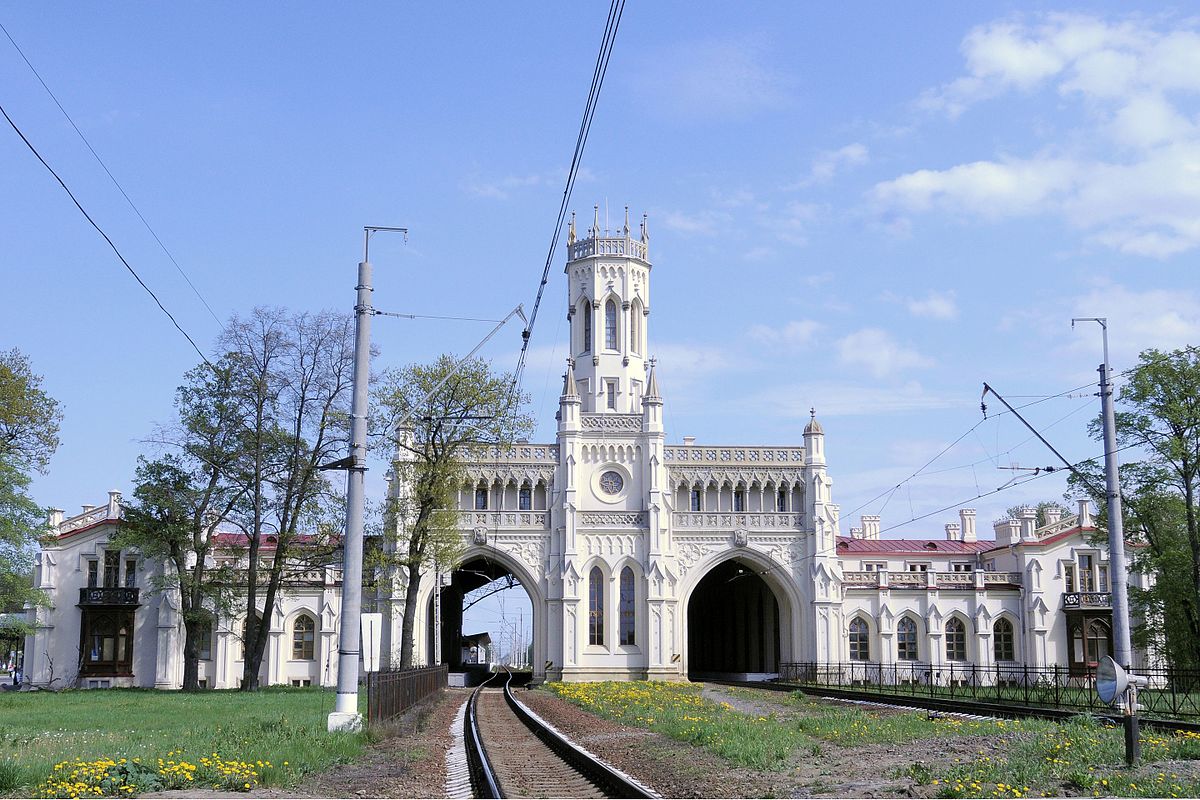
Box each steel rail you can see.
[710,679,1200,735]
[501,669,657,799]
[464,672,502,799]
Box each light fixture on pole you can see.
[327,225,406,733]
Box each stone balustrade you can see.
[568,235,648,262]
[664,446,805,465]
[461,511,548,530]
[840,570,1024,589]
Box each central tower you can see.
[564,205,651,414]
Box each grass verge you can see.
[0,687,367,797]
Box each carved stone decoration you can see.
[582,414,643,432]
[733,528,749,547]
[578,511,647,527]
[472,527,488,546]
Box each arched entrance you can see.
[686,557,781,680]
[426,555,536,674]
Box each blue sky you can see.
[4,4,1200,637]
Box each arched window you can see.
[848,617,870,661]
[993,617,1015,662]
[197,618,213,661]
[605,299,617,350]
[581,303,592,354]
[897,617,918,661]
[691,488,702,511]
[734,489,746,512]
[292,614,316,660]
[518,486,532,511]
[945,618,967,662]
[630,302,642,354]
[589,567,604,646]
[777,488,788,512]
[474,486,488,510]
[619,567,636,646]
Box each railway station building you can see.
[378,208,1153,684]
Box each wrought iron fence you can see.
[778,661,1200,721]
[365,665,448,723]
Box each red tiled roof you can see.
[836,536,995,555]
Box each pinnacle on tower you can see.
[567,212,576,246]
[561,357,579,398]
[645,357,662,401]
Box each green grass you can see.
[0,687,368,797]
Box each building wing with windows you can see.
[22,494,345,690]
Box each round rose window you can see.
[599,470,624,495]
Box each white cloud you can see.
[748,319,822,348]
[633,36,792,118]
[657,208,733,236]
[837,328,935,379]
[800,143,869,185]
[465,166,594,200]
[888,14,1200,257]
[1067,280,1200,364]
[905,291,959,320]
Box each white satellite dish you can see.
[1096,656,1126,705]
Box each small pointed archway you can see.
[685,557,782,680]
[423,552,539,675]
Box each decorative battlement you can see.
[568,234,648,263]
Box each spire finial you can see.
[623,205,630,236]
[640,213,648,243]
[810,407,816,420]
[568,212,576,246]
[592,204,600,236]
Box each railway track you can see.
[463,669,656,799]
[710,678,1200,734]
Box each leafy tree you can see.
[1071,346,1200,668]
[115,360,248,690]
[0,350,62,621]
[374,355,532,669]
[218,308,354,690]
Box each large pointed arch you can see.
[678,548,800,679]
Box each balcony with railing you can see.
[78,587,140,606]
[841,570,1022,589]
[460,510,549,530]
[568,234,648,262]
[1062,591,1111,610]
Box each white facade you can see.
[379,206,1145,683]
[23,498,345,690]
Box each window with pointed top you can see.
[690,488,702,511]
[619,567,635,646]
[475,487,488,510]
[582,303,592,354]
[945,618,967,662]
[605,299,617,350]
[897,617,918,661]
[588,567,604,646]
[849,617,870,661]
[518,486,532,511]
[630,301,642,354]
[292,614,316,661]
[993,617,1015,662]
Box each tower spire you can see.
[623,205,630,236]
[562,357,579,398]
[567,212,576,246]
[645,357,661,400]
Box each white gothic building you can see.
[380,207,1149,684]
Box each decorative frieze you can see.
[664,446,805,465]
[671,512,804,530]
[461,511,548,529]
[582,414,643,432]
[577,511,647,528]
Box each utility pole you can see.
[328,226,406,733]
[1073,317,1139,764]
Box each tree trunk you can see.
[399,565,422,669]
[181,619,201,691]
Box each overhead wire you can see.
[0,21,222,326]
[0,100,213,368]
[509,0,626,401]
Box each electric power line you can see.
[0,21,223,326]
[510,0,626,399]
[0,100,213,367]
